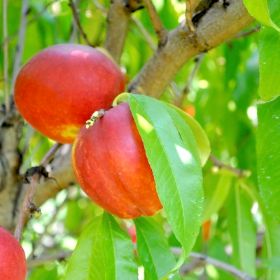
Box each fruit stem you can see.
[85,109,106,128]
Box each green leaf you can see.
[64,213,138,280]
[128,94,204,257]
[243,0,280,32]
[262,210,280,280]
[259,27,280,100]
[167,104,210,166]
[227,183,256,277]
[257,96,280,221]
[203,172,232,221]
[114,92,211,166]
[135,217,180,280]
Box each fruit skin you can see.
[15,44,125,143]
[72,103,162,218]
[0,227,27,280]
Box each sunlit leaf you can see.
[257,97,280,221]
[243,0,280,32]
[128,94,204,258]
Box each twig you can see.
[128,0,253,97]
[68,0,93,46]
[171,248,256,280]
[11,0,29,91]
[142,0,167,47]
[0,0,58,50]
[92,0,107,14]
[131,16,156,51]
[209,154,251,178]
[40,143,63,166]
[185,0,195,32]
[3,0,10,111]
[14,175,40,241]
[174,53,204,107]
[234,25,261,39]
[29,191,69,258]
[189,252,256,280]
[28,250,71,268]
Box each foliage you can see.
[0,0,280,279]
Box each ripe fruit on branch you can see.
[72,103,162,219]
[0,227,27,280]
[15,44,125,143]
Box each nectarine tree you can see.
[0,1,279,280]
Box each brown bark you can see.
[0,0,253,232]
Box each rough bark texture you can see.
[0,108,23,230]
[128,0,253,96]
[0,0,253,232]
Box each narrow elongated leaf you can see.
[227,183,256,277]
[135,217,180,280]
[203,172,232,221]
[64,213,137,280]
[114,92,210,166]
[242,182,280,280]
[259,27,280,100]
[167,104,210,166]
[257,97,280,220]
[128,94,204,257]
[262,204,280,280]
[243,0,280,32]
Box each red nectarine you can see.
[15,44,125,143]
[72,103,162,218]
[0,227,27,280]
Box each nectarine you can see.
[72,103,162,218]
[0,227,27,280]
[15,44,125,143]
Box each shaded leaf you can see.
[64,213,137,280]
[135,217,180,280]
[203,171,232,221]
[227,183,256,277]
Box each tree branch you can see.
[28,251,71,268]
[14,175,40,241]
[32,145,76,207]
[128,0,253,96]
[3,0,10,111]
[172,248,256,280]
[209,154,251,178]
[142,0,167,46]
[188,252,256,280]
[69,0,93,46]
[11,0,29,92]
[174,53,204,107]
[105,0,143,63]
[105,0,130,63]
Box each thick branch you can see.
[32,145,75,207]
[0,109,23,230]
[12,0,254,213]
[128,0,253,96]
